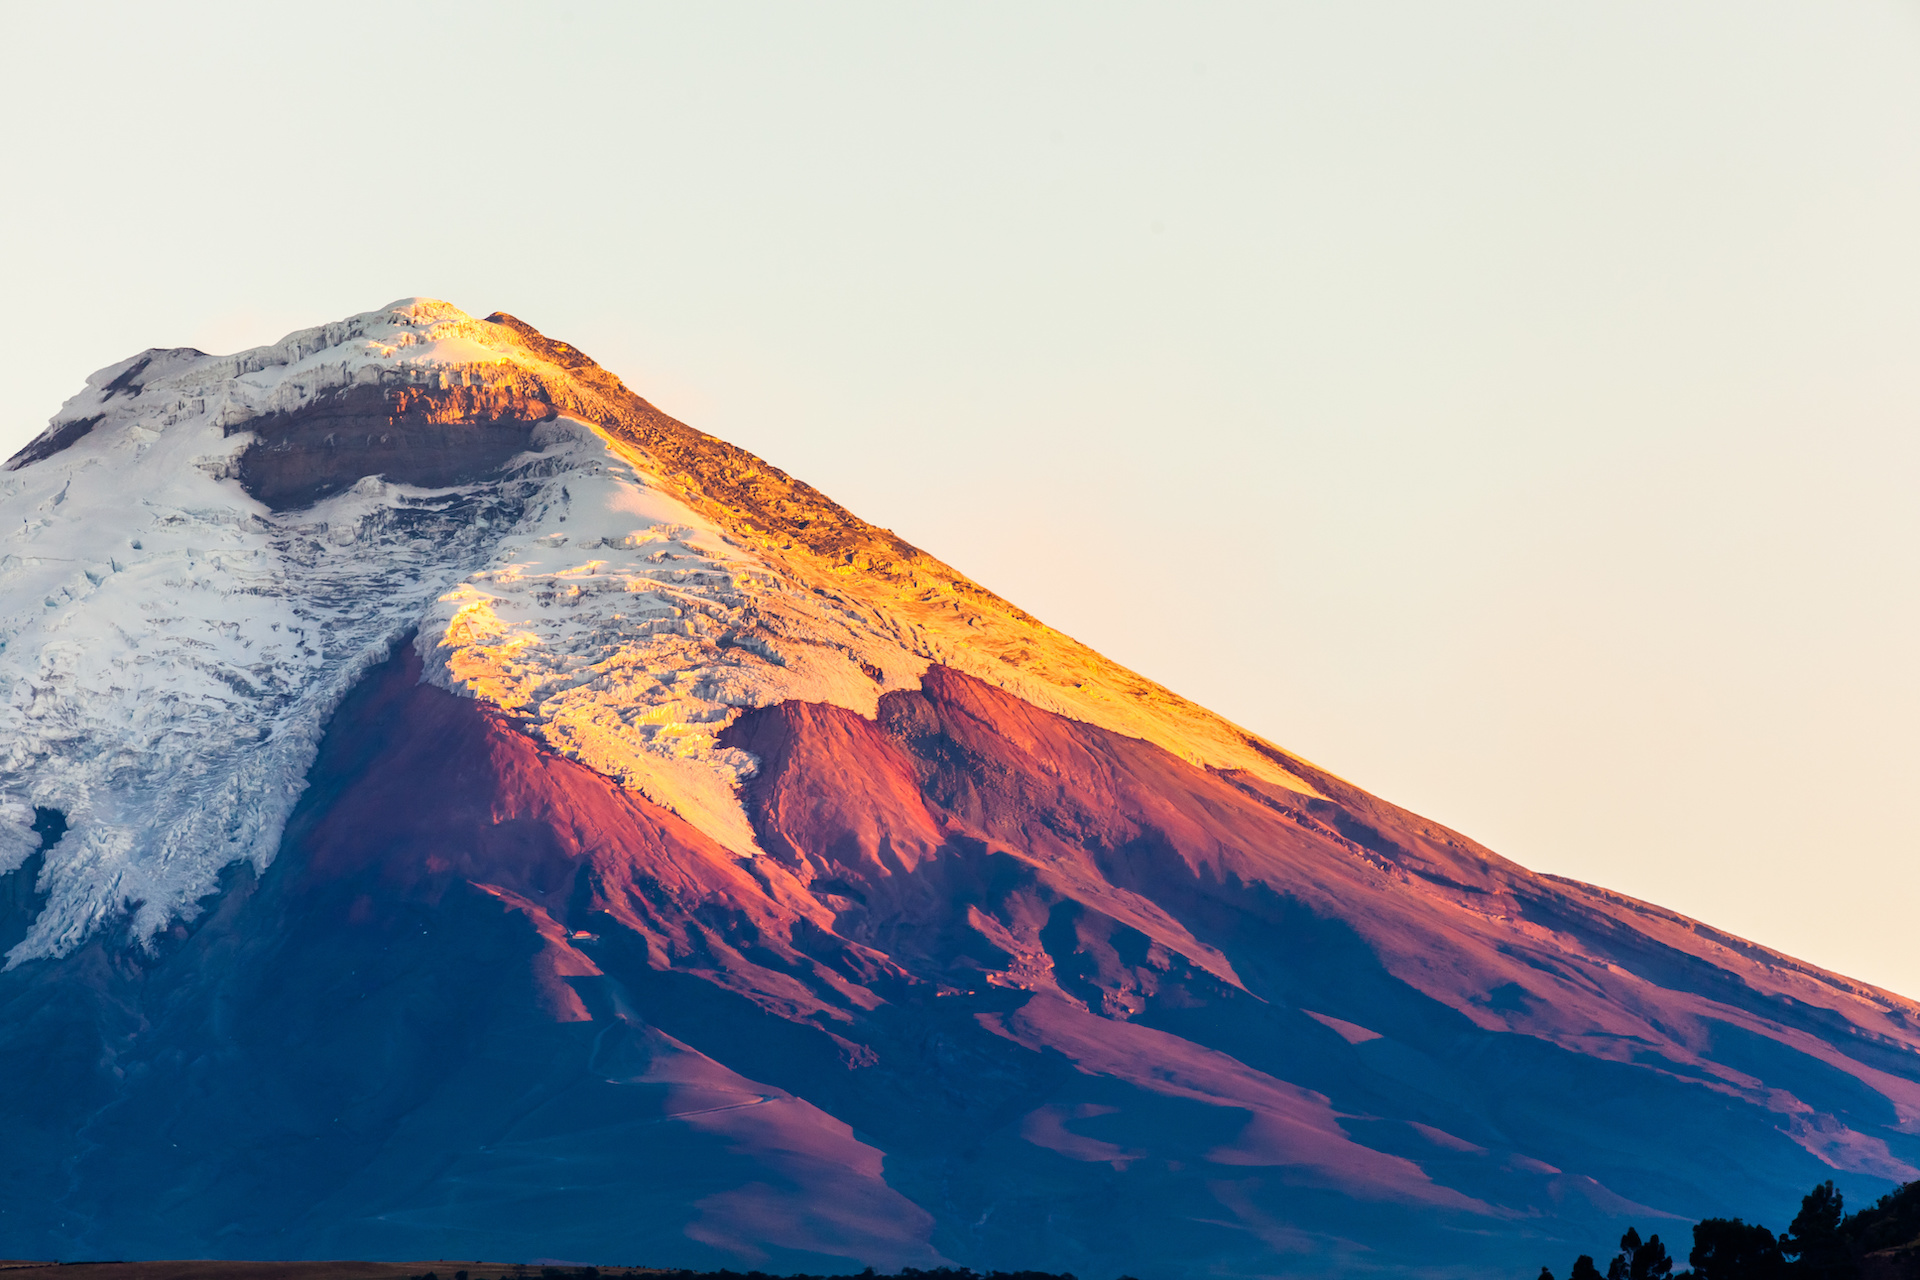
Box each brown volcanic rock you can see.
[720,700,952,890]
[232,382,559,510]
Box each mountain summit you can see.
[2,301,1915,1277]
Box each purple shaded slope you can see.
[4,645,1918,1276]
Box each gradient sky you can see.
[4,2,1918,995]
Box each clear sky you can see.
[4,2,1918,995]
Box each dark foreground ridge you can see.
[0,1266,1085,1280]
[1541,1175,1920,1279]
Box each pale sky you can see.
[4,2,1918,995]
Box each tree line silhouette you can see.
[1540,1178,1920,1279]
[407,1269,1090,1280]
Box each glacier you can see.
[0,316,536,961]
[0,302,910,960]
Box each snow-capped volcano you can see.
[3,301,1918,1278]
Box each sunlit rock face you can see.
[2,302,1919,1277]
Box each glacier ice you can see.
[0,801,39,871]
[0,301,928,960]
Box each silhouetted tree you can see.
[1570,1254,1605,1280]
[1690,1216,1786,1280]
[1841,1178,1920,1260]
[1605,1227,1673,1280]
[1782,1180,1854,1280]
